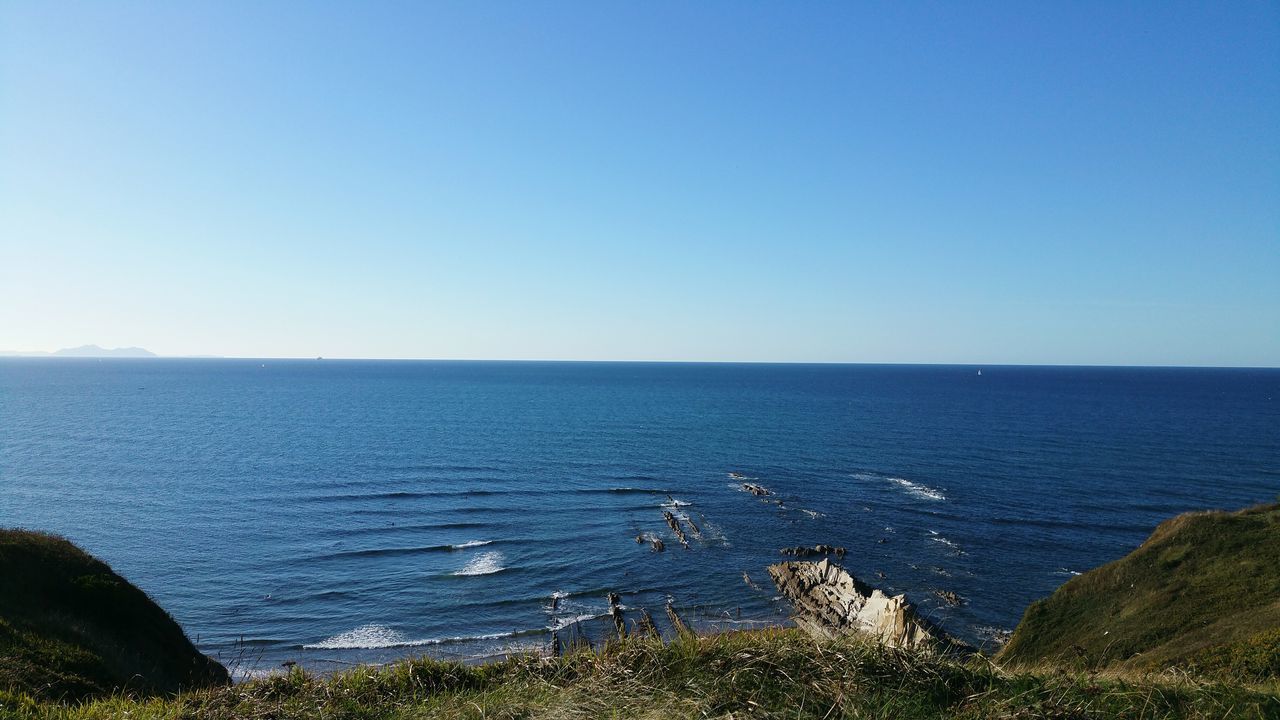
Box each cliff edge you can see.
[0,530,229,702]
[998,503,1280,679]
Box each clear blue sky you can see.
[2,2,1277,364]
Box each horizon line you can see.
[1,354,1276,370]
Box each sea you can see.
[1,359,1276,677]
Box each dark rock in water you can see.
[662,510,690,549]
[0,529,230,702]
[780,544,846,560]
[650,537,665,552]
[741,482,771,496]
[935,590,965,607]
[607,592,626,639]
[743,571,763,591]
[684,515,701,536]
[634,534,645,544]
[767,559,958,653]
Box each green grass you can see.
[998,503,1280,679]
[2,629,1275,719]
[0,530,229,703]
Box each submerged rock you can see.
[935,590,965,607]
[767,559,954,653]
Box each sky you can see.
[1,2,1277,365]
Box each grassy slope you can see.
[998,503,1280,678]
[0,530,229,703]
[2,630,1276,720]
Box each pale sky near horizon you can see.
[2,2,1278,365]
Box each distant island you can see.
[0,345,157,358]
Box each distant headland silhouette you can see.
[0,345,157,358]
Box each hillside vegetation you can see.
[3,629,1278,719]
[999,503,1280,679]
[0,530,228,702]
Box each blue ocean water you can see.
[1,360,1276,675]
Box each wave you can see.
[330,521,491,537]
[661,497,692,507]
[927,530,963,553]
[308,540,498,562]
[302,623,526,650]
[453,551,506,576]
[547,613,607,632]
[299,489,506,503]
[1053,568,1082,576]
[888,477,946,501]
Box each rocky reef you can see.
[767,559,955,653]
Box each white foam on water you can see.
[662,497,692,507]
[547,613,606,632]
[450,540,493,549]
[928,530,964,554]
[888,477,946,501]
[303,624,412,649]
[1053,568,1082,576]
[797,508,824,519]
[303,623,520,650]
[453,551,506,576]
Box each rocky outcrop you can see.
[934,590,965,607]
[767,559,951,653]
[607,592,626,639]
[780,544,846,560]
[662,511,690,549]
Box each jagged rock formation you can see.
[607,592,626,639]
[935,590,964,607]
[741,483,771,496]
[662,511,690,549]
[781,544,846,560]
[768,559,951,653]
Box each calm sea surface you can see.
[1,360,1276,674]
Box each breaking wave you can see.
[888,477,946,501]
[453,551,506,576]
[303,623,523,650]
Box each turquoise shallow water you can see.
[1,359,1276,674]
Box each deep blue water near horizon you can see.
[1,359,1277,676]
